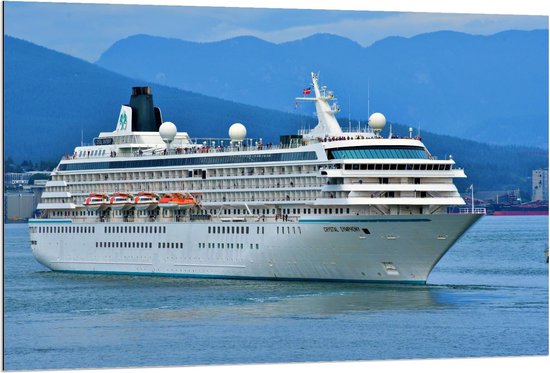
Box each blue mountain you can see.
[96,30,549,148]
[3,35,548,194]
[3,36,310,162]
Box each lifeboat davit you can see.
[134,192,160,211]
[109,192,134,210]
[158,192,197,210]
[84,193,109,211]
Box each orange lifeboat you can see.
[84,193,109,211]
[134,192,160,211]
[158,192,197,210]
[109,192,133,210]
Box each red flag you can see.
[303,88,311,95]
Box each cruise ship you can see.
[28,73,484,284]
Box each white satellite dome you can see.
[159,121,177,142]
[229,122,247,142]
[368,113,386,132]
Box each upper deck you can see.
[56,71,451,172]
[36,75,474,219]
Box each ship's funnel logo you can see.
[118,112,128,130]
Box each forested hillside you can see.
[96,30,549,148]
[4,36,547,194]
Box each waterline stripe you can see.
[54,269,427,285]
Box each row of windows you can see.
[341,163,451,171]
[104,225,166,234]
[330,147,429,160]
[55,164,319,184]
[38,225,95,234]
[95,241,261,250]
[208,226,252,235]
[198,242,259,250]
[203,208,350,217]
[277,226,302,235]
[51,211,99,217]
[159,242,184,249]
[96,241,153,248]
[59,151,318,171]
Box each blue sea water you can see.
[3,216,549,371]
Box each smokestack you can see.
[128,86,162,132]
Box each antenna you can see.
[348,95,351,132]
[367,78,370,119]
[81,127,83,146]
[471,184,474,213]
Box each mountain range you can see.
[96,30,549,149]
[3,35,548,194]
[4,36,310,162]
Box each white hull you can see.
[31,75,484,284]
[29,214,481,283]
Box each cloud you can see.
[4,1,548,62]
[225,12,548,47]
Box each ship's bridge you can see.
[322,138,432,160]
[328,145,429,160]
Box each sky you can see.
[3,0,549,62]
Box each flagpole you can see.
[471,184,474,213]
